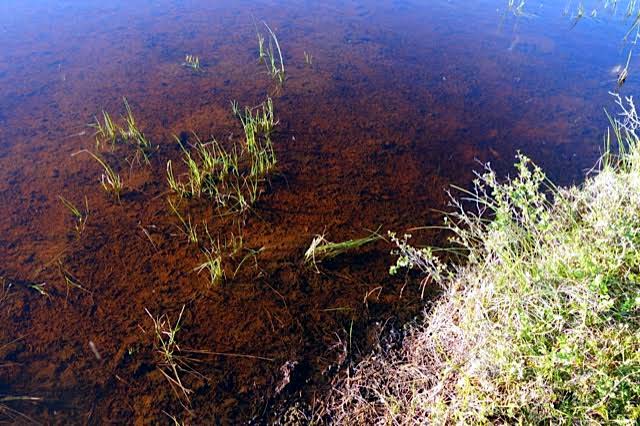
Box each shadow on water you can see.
[0,0,639,422]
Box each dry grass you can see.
[324,98,640,424]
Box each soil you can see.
[0,0,623,423]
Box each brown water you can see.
[1,0,638,423]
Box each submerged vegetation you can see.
[58,195,89,235]
[146,306,196,408]
[259,22,285,85]
[91,98,154,164]
[304,231,381,268]
[194,228,225,287]
[327,101,640,423]
[166,97,277,213]
[304,51,313,66]
[182,54,201,71]
[73,150,123,201]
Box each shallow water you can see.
[1,0,638,422]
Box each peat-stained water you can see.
[0,0,638,423]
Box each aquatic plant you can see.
[262,22,285,84]
[58,195,89,235]
[304,51,313,66]
[91,111,118,146]
[304,232,381,267]
[326,98,640,423]
[120,97,153,164]
[90,98,153,164]
[182,54,201,71]
[146,306,195,408]
[166,98,277,213]
[74,150,123,201]
[257,32,266,63]
[167,198,198,244]
[57,261,90,299]
[194,230,225,287]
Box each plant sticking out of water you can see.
[262,22,285,85]
[145,305,197,409]
[182,54,201,71]
[617,49,633,88]
[304,231,382,269]
[304,51,313,66]
[74,150,123,201]
[166,98,277,213]
[236,97,278,177]
[28,283,49,297]
[120,97,153,164]
[58,195,89,236]
[91,111,118,147]
[57,260,91,300]
[257,32,266,64]
[194,226,225,287]
[90,98,154,164]
[167,198,199,244]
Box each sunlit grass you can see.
[167,198,199,244]
[182,54,201,71]
[90,98,154,164]
[262,22,285,85]
[166,98,277,213]
[328,98,640,424]
[58,195,89,235]
[91,111,118,146]
[304,231,381,268]
[194,228,225,287]
[74,150,123,201]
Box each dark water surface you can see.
[1,0,638,422]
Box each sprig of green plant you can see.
[91,111,118,147]
[58,195,89,235]
[257,32,266,63]
[90,98,153,164]
[194,236,225,287]
[304,231,381,267]
[304,51,313,66]
[121,97,153,164]
[74,150,123,201]
[262,22,285,84]
[145,306,194,407]
[167,198,198,244]
[182,54,201,71]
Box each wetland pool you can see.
[1,0,638,423]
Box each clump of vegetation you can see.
[260,22,285,85]
[304,231,381,268]
[166,98,277,213]
[304,51,313,66]
[194,228,225,287]
[182,54,201,71]
[74,150,123,201]
[91,97,154,164]
[58,195,89,235]
[167,198,199,244]
[146,306,196,409]
[326,101,640,424]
